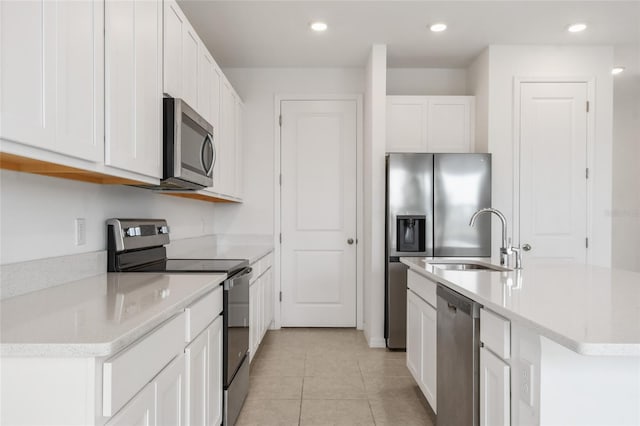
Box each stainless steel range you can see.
[107,219,251,426]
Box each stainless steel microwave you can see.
[162,98,215,189]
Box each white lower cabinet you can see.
[249,254,274,362]
[480,347,510,426]
[208,316,223,426]
[406,289,437,412]
[155,354,186,426]
[186,315,223,426]
[106,383,156,426]
[480,308,511,426]
[186,328,209,426]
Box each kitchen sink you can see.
[429,262,508,272]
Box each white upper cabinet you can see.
[163,0,185,98]
[426,96,475,153]
[0,0,104,162]
[182,27,199,110]
[234,97,245,199]
[105,0,162,179]
[386,96,475,153]
[386,97,428,152]
[219,81,238,196]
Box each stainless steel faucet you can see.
[469,208,522,269]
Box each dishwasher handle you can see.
[437,284,480,318]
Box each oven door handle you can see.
[224,267,253,290]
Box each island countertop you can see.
[400,257,640,356]
[0,272,226,357]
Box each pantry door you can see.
[280,99,357,327]
[518,81,589,263]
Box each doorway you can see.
[276,97,361,327]
[516,80,591,263]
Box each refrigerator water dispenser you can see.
[396,215,426,252]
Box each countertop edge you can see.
[0,274,227,358]
[401,259,640,357]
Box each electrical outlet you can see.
[520,360,535,407]
[75,218,86,246]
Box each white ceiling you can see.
[179,1,640,71]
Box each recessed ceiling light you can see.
[567,23,587,33]
[310,21,328,32]
[612,67,625,75]
[430,23,447,32]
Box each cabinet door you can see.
[106,382,155,426]
[386,96,428,152]
[219,81,237,196]
[234,98,245,200]
[155,354,186,426]
[197,46,215,125]
[420,298,437,411]
[105,0,162,178]
[249,280,260,362]
[0,0,103,161]
[163,0,184,98]
[480,347,511,426]
[207,317,223,426]
[406,290,422,383]
[426,97,474,153]
[185,330,208,426]
[263,268,273,331]
[182,26,199,110]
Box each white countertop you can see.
[401,257,640,356]
[0,272,226,357]
[167,235,273,264]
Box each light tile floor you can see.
[236,328,436,426]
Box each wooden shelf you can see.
[0,152,148,185]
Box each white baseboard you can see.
[367,336,386,348]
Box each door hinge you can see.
[279,233,282,244]
[586,101,590,113]
[279,291,282,302]
[279,115,282,127]
[585,168,589,179]
[586,237,589,248]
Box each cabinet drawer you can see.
[407,269,437,308]
[103,312,186,417]
[262,252,273,270]
[480,308,511,359]
[250,259,262,284]
[185,286,223,342]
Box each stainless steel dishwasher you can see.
[436,284,481,426]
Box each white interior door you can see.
[519,82,588,263]
[280,100,357,327]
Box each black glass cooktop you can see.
[131,258,248,275]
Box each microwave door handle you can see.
[208,134,216,177]
[200,134,215,177]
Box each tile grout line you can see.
[358,351,378,425]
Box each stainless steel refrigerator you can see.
[385,153,491,349]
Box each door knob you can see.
[347,238,354,245]
[522,243,532,251]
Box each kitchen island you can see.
[401,257,640,426]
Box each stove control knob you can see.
[158,225,169,235]
[125,227,141,237]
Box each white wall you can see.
[213,68,365,236]
[363,45,387,348]
[387,68,467,95]
[473,45,613,266]
[466,50,490,153]
[612,73,640,271]
[0,170,216,264]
